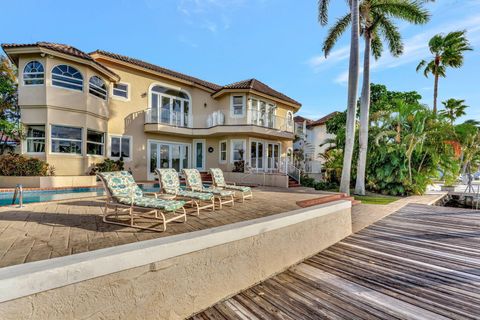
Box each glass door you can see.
[148,141,190,180]
[193,139,205,171]
[266,143,280,172]
[250,141,264,171]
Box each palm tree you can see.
[319,0,361,195]
[439,98,468,124]
[417,30,472,113]
[321,0,430,195]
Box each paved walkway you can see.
[0,187,328,268]
[194,202,480,320]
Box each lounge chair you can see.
[155,168,215,215]
[210,168,253,202]
[182,168,235,209]
[97,171,186,232]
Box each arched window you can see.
[149,85,191,127]
[89,76,107,100]
[23,61,44,85]
[51,65,83,91]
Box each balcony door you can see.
[149,85,191,127]
[148,140,190,180]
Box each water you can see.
[0,183,161,207]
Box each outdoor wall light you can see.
[204,102,207,108]
[141,92,147,98]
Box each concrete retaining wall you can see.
[0,176,98,189]
[0,201,352,319]
[223,171,289,188]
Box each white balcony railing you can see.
[145,108,190,128]
[247,108,294,133]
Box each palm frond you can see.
[373,0,430,25]
[377,15,404,56]
[318,0,331,25]
[322,13,351,56]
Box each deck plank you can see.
[192,204,480,320]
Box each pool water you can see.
[0,184,161,207]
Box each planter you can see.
[0,176,98,189]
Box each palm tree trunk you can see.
[339,0,360,195]
[433,59,439,113]
[354,33,372,196]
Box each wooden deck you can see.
[193,204,480,320]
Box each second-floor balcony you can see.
[144,107,295,140]
[145,108,191,128]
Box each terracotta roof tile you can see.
[306,111,339,127]
[90,50,222,91]
[220,78,300,106]
[1,42,118,79]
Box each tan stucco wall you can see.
[15,53,297,180]
[0,204,351,320]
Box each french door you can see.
[250,141,280,172]
[266,143,280,172]
[250,141,264,170]
[148,141,190,180]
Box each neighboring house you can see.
[1,42,300,183]
[294,112,337,180]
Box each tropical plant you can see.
[319,0,361,195]
[322,84,467,196]
[0,153,54,176]
[0,55,21,154]
[439,98,468,124]
[416,30,473,113]
[89,158,125,175]
[322,0,430,195]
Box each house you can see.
[1,42,300,184]
[294,112,337,180]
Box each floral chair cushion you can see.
[182,169,204,191]
[98,171,143,199]
[177,189,213,201]
[210,168,251,192]
[157,168,213,201]
[117,196,185,212]
[183,168,234,197]
[157,168,180,194]
[210,168,227,187]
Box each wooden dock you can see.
[192,204,480,320]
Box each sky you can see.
[1,0,479,122]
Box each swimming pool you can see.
[0,184,161,207]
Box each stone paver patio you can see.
[0,187,330,268]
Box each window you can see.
[51,125,82,154]
[89,76,107,100]
[87,130,105,155]
[26,125,45,153]
[230,139,246,163]
[219,140,227,163]
[112,83,129,99]
[110,136,131,159]
[51,65,83,91]
[23,61,44,85]
[231,95,245,117]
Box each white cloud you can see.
[307,46,350,73]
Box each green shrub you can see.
[89,158,124,175]
[0,153,53,176]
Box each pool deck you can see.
[0,186,333,268]
[193,203,480,319]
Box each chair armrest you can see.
[225,181,236,186]
[143,192,158,199]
